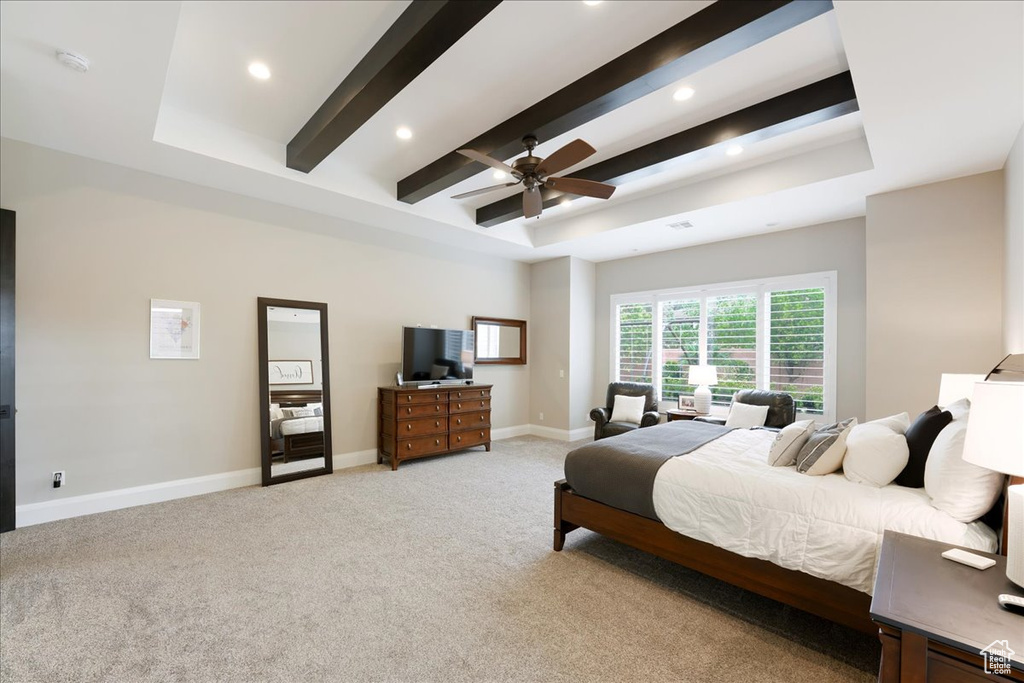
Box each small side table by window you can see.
[871,531,1024,682]
[666,409,701,422]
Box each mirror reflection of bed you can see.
[269,389,325,476]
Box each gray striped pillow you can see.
[796,418,858,475]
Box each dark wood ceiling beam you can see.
[397,0,834,204]
[287,0,501,174]
[475,71,859,227]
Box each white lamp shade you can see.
[937,373,986,407]
[962,381,1024,476]
[688,365,718,386]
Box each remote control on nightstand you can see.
[998,594,1024,616]
[941,548,996,570]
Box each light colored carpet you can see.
[1,436,877,682]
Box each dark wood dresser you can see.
[871,531,1024,682]
[377,384,492,470]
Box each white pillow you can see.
[270,404,285,421]
[767,420,816,466]
[924,419,1005,522]
[282,407,315,418]
[610,394,646,424]
[797,418,857,475]
[843,419,910,487]
[944,398,971,422]
[724,402,769,429]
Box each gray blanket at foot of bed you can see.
[564,421,733,521]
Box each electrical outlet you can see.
[539,412,544,421]
[53,471,65,489]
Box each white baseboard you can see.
[15,427,579,528]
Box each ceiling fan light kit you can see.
[452,135,615,220]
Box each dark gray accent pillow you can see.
[895,406,952,488]
[796,418,857,474]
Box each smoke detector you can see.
[56,50,90,72]
[666,220,694,230]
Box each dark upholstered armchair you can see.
[695,389,796,429]
[590,382,660,441]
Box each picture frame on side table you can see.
[150,299,200,359]
[678,396,695,410]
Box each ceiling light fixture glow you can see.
[396,126,413,140]
[725,145,744,156]
[493,170,506,180]
[248,62,271,80]
[672,87,694,102]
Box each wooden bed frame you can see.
[554,479,1010,635]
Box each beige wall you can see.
[568,257,596,431]
[1006,125,1024,354]
[594,219,868,421]
[1,139,530,505]
[528,257,570,430]
[866,171,1004,418]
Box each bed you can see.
[554,421,1002,633]
[270,390,325,463]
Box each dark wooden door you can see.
[0,209,14,532]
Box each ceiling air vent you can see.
[666,220,694,230]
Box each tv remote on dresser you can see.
[998,594,1024,616]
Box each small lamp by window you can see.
[688,365,718,415]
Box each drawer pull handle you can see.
[406,396,411,402]
[435,421,439,427]
[480,431,485,438]
[457,418,462,425]
[457,403,462,409]
[457,436,462,442]
[435,406,440,412]
[480,401,484,407]
[406,443,412,450]
[435,439,440,446]
[456,392,461,398]
[479,415,484,421]
[406,424,412,431]
[406,408,412,414]
[435,393,440,400]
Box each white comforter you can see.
[652,429,998,594]
[280,416,323,436]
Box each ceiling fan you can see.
[451,135,616,219]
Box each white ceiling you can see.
[1,1,1021,263]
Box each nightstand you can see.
[666,409,701,422]
[871,531,1024,681]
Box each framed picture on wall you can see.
[150,299,200,359]
[268,360,315,385]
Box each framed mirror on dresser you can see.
[258,297,333,486]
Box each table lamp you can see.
[962,380,1024,589]
[937,373,986,407]
[688,365,718,415]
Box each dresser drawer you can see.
[396,390,448,405]
[450,410,490,431]
[451,388,490,401]
[392,416,447,438]
[450,428,490,450]
[398,434,448,458]
[398,403,446,418]
[450,398,491,414]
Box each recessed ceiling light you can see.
[493,170,506,180]
[248,62,271,80]
[725,145,744,156]
[672,87,695,102]
[560,198,573,207]
[396,126,413,140]
[583,0,603,5]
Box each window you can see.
[612,272,836,421]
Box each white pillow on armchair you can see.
[610,394,646,424]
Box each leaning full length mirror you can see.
[472,316,526,365]
[258,298,333,485]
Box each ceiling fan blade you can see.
[456,148,517,176]
[523,188,542,218]
[545,176,616,200]
[535,139,596,177]
[450,182,519,200]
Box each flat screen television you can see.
[401,327,475,384]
